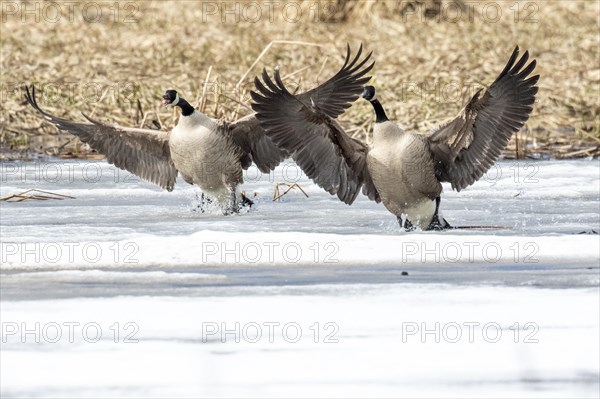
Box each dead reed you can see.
[1,0,598,159]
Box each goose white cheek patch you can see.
[171,93,180,106]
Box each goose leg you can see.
[426,197,451,231]
[397,216,415,232]
[222,186,239,215]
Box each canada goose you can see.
[25,85,289,212]
[252,46,538,230]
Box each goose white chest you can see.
[168,112,243,201]
[367,123,442,229]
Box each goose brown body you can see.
[367,121,442,229]
[168,113,243,202]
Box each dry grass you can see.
[1,0,598,159]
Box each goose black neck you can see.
[369,99,389,123]
[177,98,195,116]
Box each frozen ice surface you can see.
[1,159,599,398]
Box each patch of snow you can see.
[1,159,599,397]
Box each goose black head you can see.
[361,86,377,102]
[362,85,388,123]
[162,89,179,107]
[161,89,195,116]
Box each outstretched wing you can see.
[251,46,379,204]
[225,113,290,173]
[25,85,178,191]
[428,46,539,191]
[297,43,374,119]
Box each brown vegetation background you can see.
[1,0,598,159]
